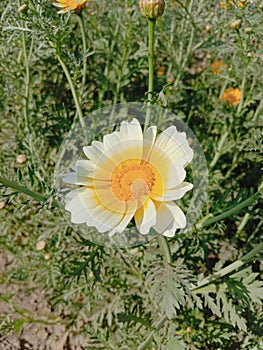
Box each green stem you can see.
[191,242,263,293]
[198,192,259,229]
[237,65,247,116]
[21,29,31,132]
[77,13,87,98]
[252,96,263,122]
[144,18,156,132]
[209,129,228,169]
[113,18,131,105]
[137,315,167,350]
[56,53,85,129]
[158,235,172,264]
[0,176,59,208]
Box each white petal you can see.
[153,202,187,237]
[92,141,105,153]
[83,140,104,163]
[63,160,94,185]
[108,202,137,237]
[135,198,156,234]
[85,205,124,233]
[95,187,127,214]
[149,150,187,193]
[154,126,193,167]
[65,188,126,233]
[53,4,65,8]
[103,131,120,149]
[75,160,94,172]
[65,188,96,224]
[142,125,157,161]
[119,118,143,141]
[94,139,143,178]
[63,172,91,186]
[154,182,193,201]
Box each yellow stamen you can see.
[111,159,160,202]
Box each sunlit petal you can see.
[119,118,143,141]
[135,198,156,234]
[154,126,193,167]
[108,202,138,237]
[154,182,193,201]
[65,188,96,224]
[153,202,187,237]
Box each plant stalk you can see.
[0,175,59,208]
[191,242,263,293]
[77,13,87,98]
[21,29,32,132]
[199,192,259,228]
[158,235,172,264]
[144,18,156,132]
[137,315,167,350]
[56,53,85,129]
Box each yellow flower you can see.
[219,1,227,7]
[220,87,241,106]
[219,0,245,8]
[64,119,193,237]
[210,61,227,74]
[156,66,166,77]
[53,0,87,14]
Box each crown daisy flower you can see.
[53,0,87,14]
[63,119,193,238]
[220,87,241,106]
[210,61,227,74]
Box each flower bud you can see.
[230,19,241,30]
[139,0,165,19]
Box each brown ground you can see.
[0,252,85,350]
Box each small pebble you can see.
[16,154,27,164]
[36,240,46,251]
[0,201,6,210]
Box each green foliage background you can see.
[0,0,262,349]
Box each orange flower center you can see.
[111,159,158,202]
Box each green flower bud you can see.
[139,0,165,19]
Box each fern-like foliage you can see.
[197,266,263,331]
[145,259,196,320]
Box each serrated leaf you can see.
[165,337,187,350]
[146,261,195,320]
[204,293,222,317]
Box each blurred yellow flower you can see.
[64,119,193,237]
[53,0,87,14]
[219,0,244,8]
[219,1,227,7]
[157,66,166,77]
[210,61,227,74]
[221,87,241,106]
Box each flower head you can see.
[210,61,227,74]
[53,0,87,14]
[63,119,193,238]
[139,0,165,19]
[219,1,245,8]
[220,87,241,106]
